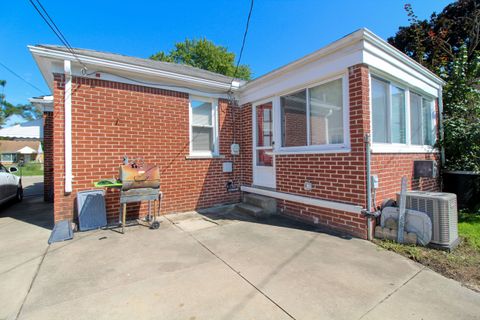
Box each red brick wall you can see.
[370,99,441,208]
[280,200,367,239]
[240,103,253,186]
[272,65,370,237]
[371,153,440,209]
[52,74,241,223]
[43,111,54,202]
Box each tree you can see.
[0,80,41,128]
[389,1,480,172]
[442,46,480,171]
[388,1,480,74]
[150,38,252,80]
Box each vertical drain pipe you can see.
[365,133,372,240]
[64,60,73,193]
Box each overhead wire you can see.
[226,0,254,191]
[228,0,254,94]
[28,0,88,73]
[0,60,46,94]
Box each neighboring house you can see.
[0,139,42,163]
[29,28,444,239]
[0,118,44,163]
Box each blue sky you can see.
[1,0,451,120]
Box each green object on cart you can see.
[93,179,123,188]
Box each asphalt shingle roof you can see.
[37,45,242,85]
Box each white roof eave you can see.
[28,45,241,96]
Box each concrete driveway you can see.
[1,198,479,320]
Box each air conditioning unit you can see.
[396,191,459,250]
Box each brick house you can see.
[29,28,444,239]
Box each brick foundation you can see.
[279,200,367,238]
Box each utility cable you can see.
[228,0,254,93]
[28,0,88,72]
[0,60,46,94]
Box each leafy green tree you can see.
[389,1,480,172]
[388,1,480,74]
[442,46,480,171]
[0,80,41,128]
[150,38,252,80]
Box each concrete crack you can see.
[358,266,426,320]
[164,215,296,320]
[15,245,50,320]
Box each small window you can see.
[280,77,345,149]
[1,153,17,163]
[190,98,218,155]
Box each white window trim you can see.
[370,73,438,154]
[273,73,351,154]
[189,95,219,157]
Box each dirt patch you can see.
[374,237,480,292]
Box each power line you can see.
[0,60,46,94]
[28,0,88,72]
[33,0,74,51]
[229,0,254,91]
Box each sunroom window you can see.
[190,97,218,155]
[371,76,436,147]
[372,78,406,144]
[280,78,344,148]
[410,94,436,146]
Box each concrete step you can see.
[243,193,277,215]
[235,203,267,219]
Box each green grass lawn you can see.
[375,210,480,292]
[12,163,44,176]
[458,211,480,251]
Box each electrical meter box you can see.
[231,143,240,155]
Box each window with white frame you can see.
[371,76,436,147]
[280,77,346,149]
[189,97,218,156]
[1,153,17,163]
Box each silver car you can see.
[0,164,23,205]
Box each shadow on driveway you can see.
[0,196,53,230]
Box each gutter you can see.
[28,46,240,92]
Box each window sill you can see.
[185,154,225,160]
[371,143,438,154]
[274,146,351,155]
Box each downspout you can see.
[64,60,73,193]
[365,133,372,240]
[438,87,445,190]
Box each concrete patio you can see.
[1,194,479,320]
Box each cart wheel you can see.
[150,221,160,229]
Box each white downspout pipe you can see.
[365,133,372,240]
[64,60,73,193]
[438,87,445,190]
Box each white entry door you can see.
[253,102,275,188]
